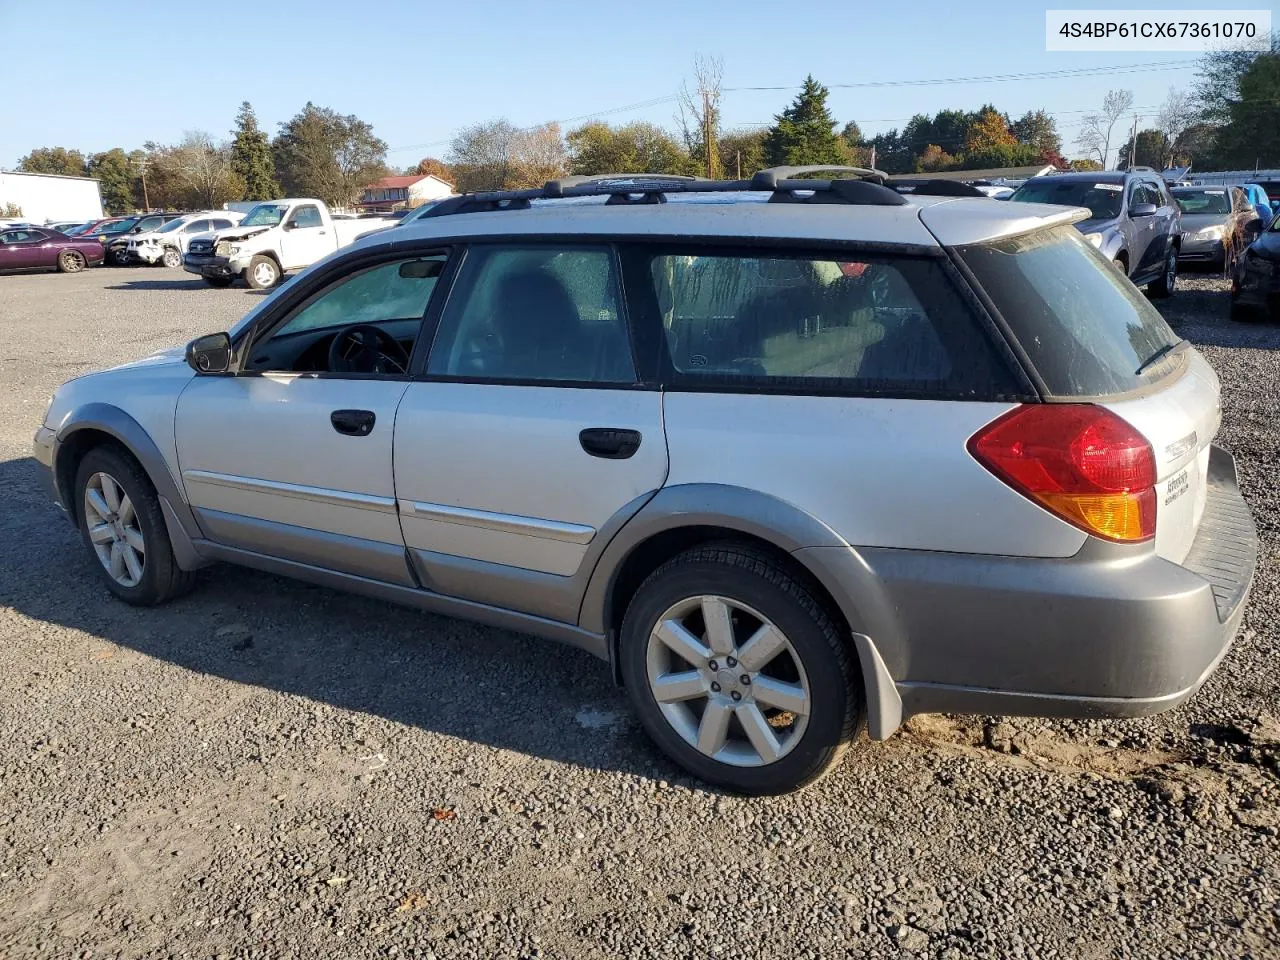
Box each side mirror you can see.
[1131,203,1158,217]
[282,220,296,230]
[185,332,232,374]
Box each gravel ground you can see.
[0,269,1277,960]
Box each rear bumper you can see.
[1233,254,1280,312]
[860,445,1256,723]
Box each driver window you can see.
[245,255,447,375]
[289,205,322,229]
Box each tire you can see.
[244,255,281,290]
[161,247,182,269]
[204,276,234,288]
[74,446,197,606]
[108,247,129,267]
[57,250,85,273]
[1111,257,1127,276]
[619,543,862,795]
[1148,245,1178,298]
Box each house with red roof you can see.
[358,173,454,212]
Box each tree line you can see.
[16,41,1279,214]
[17,101,387,215]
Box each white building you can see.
[0,170,104,222]
[357,174,454,212]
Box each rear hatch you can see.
[957,225,1220,561]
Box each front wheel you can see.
[1148,246,1178,298]
[161,247,182,268]
[74,446,196,605]
[619,544,862,794]
[57,250,85,273]
[245,255,281,289]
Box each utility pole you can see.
[1128,114,1139,169]
[735,150,741,180]
[870,144,876,169]
[702,89,713,179]
[133,155,150,210]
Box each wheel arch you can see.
[580,483,906,739]
[54,404,207,570]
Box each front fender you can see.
[54,403,207,569]
[579,483,907,739]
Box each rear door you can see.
[958,225,1220,562]
[393,242,668,620]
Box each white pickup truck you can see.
[183,199,395,289]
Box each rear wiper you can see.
[1135,340,1185,375]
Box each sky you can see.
[0,0,1232,171]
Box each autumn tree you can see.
[230,101,278,200]
[412,157,455,183]
[149,132,244,208]
[449,120,567,191]
[18,147,88,177]
[1116,129,1166,170]
[915,144,955,172]
[273,102,388,207]
[763,75,845,167]
[567,121,690,177]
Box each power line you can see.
[386,59,1201,157]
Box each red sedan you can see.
[0,226,106,273]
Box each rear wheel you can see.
[57,250,85,273]
[74,446,196,606]
[1148,246,1178,298]
[245,255,281,289]
[204,276,233,288]
[619,544,862,794]
[161,247,182,268]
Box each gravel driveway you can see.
[0,269,1277,959]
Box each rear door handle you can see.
[579,427,641,460]
[331,409,376,436]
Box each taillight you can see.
[968,404,1157,543]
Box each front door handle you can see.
[331,409,376,437]
[579,427,641,460]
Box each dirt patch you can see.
[902,713,1280,833]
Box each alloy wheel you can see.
[645,595,811,767]
[83,472,145,587]
[252,261,276,286]
[163,248,181,268]
[1166,250,1177,290]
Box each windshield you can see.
[157,217,188,234]
[1172,189,1231,214]
[239,203,288,227]
[1009,179,1124,220]
[959,225,1180,397]
[97,218,140,236]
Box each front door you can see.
[278,203,332,270]
[0,229,56,269]
[394,243,668,620]
[175,251,450,585]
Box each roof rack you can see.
[420,165,902,219]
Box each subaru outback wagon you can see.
[33,168,1257,794]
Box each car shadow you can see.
[0,455,671,782]
[1155,283,1280,350]
[105,278,224,291]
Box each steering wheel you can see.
[327,324,411,375]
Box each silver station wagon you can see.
[33,168,1258,794]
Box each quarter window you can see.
[427,245,635,383]
[185,219,211,233]
[639,249,1011,396]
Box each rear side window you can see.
[636,248,1017,397]
[959,226,1181,397]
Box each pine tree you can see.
[763,76,845,167]
[230,102,279,200]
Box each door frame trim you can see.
[400,499,596,544]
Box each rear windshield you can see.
[1009,179,1123,220]
[1173,189,1231,214]
[958,226,1181,397]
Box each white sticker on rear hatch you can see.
[1095,184,1123,191]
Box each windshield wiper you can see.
[1135,340,1185,375]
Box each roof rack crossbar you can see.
[750,165,887,188]
[420,167,903,219]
